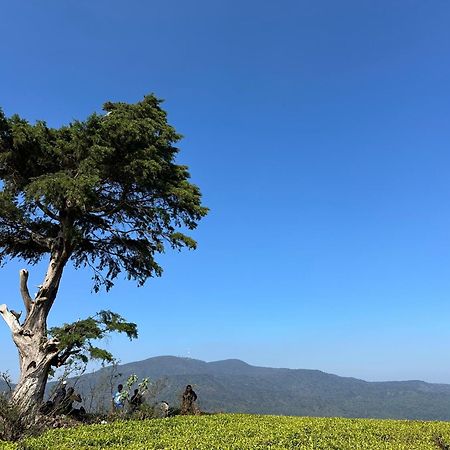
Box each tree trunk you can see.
[11,338,53,416]
[0,305,55,419]
[0,250,69,419]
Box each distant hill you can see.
[58,356,450,420]
[0,379,10,394]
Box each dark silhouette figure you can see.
[40,383,86,419]
[129,388,143,412]
[181,384,198,415]
[40,380,68,416]
[39,400,54,415]
[60,387,83,417]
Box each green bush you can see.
[3,414,450,449]
[0,394,26,442]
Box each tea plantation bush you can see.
[3,414,450,449]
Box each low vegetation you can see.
[3,414,450,449]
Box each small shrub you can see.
[129,403,157,420]
[0,393,27,441]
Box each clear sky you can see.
[1,1,450,383]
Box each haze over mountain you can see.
[38,356,450,421]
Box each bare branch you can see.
[13,231,52,250]
[52,347,78,367]
[0,304,22,334]
[0,371,13,393]
[30,231,52,249]
[19,269,33,314]
[36,201,59,222]
[43,338,60,352]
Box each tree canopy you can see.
[0,95,208,418]
[0,95,208,292]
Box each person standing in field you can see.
[129,388,143,412]
[160,401,169,418]
[181,384,199,415]
[112,384,125,411]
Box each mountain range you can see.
[30,356,450,421]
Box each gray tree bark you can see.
[0,250,69,418]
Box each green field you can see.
[3,414,450,449]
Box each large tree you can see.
[0,95,207,417]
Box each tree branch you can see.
[52,347,79,367]
[19,269,33,314]
[0,304,22,334]
[43,337,60,353]
[30,231,52,249]
[36,201,59,222]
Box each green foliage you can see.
[0,393,26,442]
[129,403,157,420]
[4,414,450,449]
[114,374,150,405]
[0,95,208,291]
[49,310,137,365]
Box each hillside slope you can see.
[64,356,450,420]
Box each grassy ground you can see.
[2,414,450,449]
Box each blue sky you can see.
[1,0,450,383]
